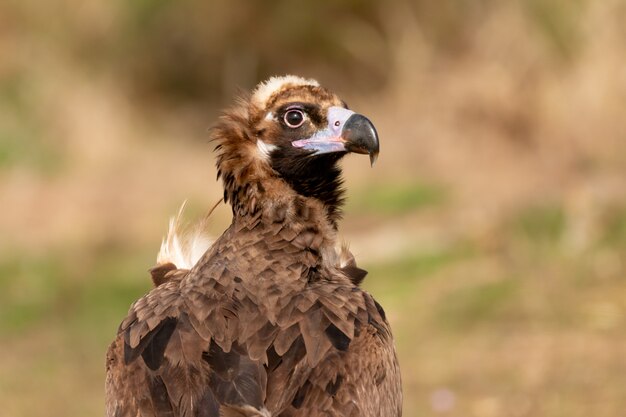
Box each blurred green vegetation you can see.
[524,0,586,59]
[348,182,446,215]
[363,210,626,416]
[2,0,626,416]
[602,207,626,247]
[0,247,152,336]
[513,204,565,243]
[0,0,591,109]
[436,278,521,330]
[0,74,64,173]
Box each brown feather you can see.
[105,76,401,417]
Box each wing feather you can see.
[107,220,401,417]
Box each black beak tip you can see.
[342,114,380,166]
[369,151,379,167]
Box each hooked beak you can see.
[291,106,380,166]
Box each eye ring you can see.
[283,109,305,128]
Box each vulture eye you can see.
[284,109,305,128]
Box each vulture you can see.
[105,75,402,417]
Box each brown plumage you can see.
[105,75,402,417]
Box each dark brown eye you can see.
[284,109,305,128]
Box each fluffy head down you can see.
[212,75,347,221]
[251,75,320,109]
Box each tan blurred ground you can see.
[1,1,625,416]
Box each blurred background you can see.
[1,0,625,416]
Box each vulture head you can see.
[213,75,379,225]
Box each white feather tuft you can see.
[338,242,355,268]
[256,139,278,160]
[156,200,218,270]
[252,75,319,108]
